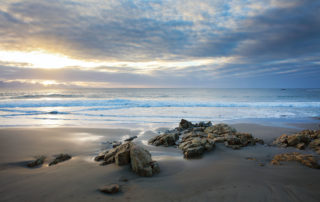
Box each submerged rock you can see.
[49,154,71,166]
[271,152,320,169]
[27,155,46,168]
[99,184,120,194]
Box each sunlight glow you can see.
[0,50,234,71]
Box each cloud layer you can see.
[0,0,319,87]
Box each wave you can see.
[1,99,320,109]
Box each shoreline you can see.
[0,121,320,201]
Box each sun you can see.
[0,50,99,69]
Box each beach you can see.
[1,122,319,202]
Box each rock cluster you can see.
[271,152,320,169]
[95,142,160,177]
[205,124,264,149]
[273,129,320,153]
[148,119,264,159]
[49,154,72,166]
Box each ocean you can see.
[0,88,319,128]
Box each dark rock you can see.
[49,154,71,166]
[99,184,120,194]
[179,119,193,130]
[27,155,46,168]
[124,136,137,142]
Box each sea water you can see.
[0,88,319,128]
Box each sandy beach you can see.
[0,123,319,202]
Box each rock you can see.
[309,139,320,150]
[179,133,215,159]
[115,143,131,166]
[296,142,306,150]
[99,184,120,194]
[270,152,320,169]
[287,136,300,146]
[183,146,205,158]
[130,144,160,177]
[112,141,122,148]
[94,150,109,161]
[204,123,236,136]
[124,136,137,142]
[179,119,193,130]
[27,155,46,168]
[148,132,179,147]
[273,129,320,149]
[49,154,71,166]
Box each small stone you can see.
[99,184,120,194]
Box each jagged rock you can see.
[130,144,160,177]
[124,136,137,142]
[49,154,71,166]
[270,152,320,169]
[27,155,46,168]
[99,184,120,194]
[148,132,179,146]
[179,119,193,130]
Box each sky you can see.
[0,0,319,88]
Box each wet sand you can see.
[0,123,320,202]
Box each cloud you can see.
[0,0,319,87]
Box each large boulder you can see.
[130,144,160,177]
